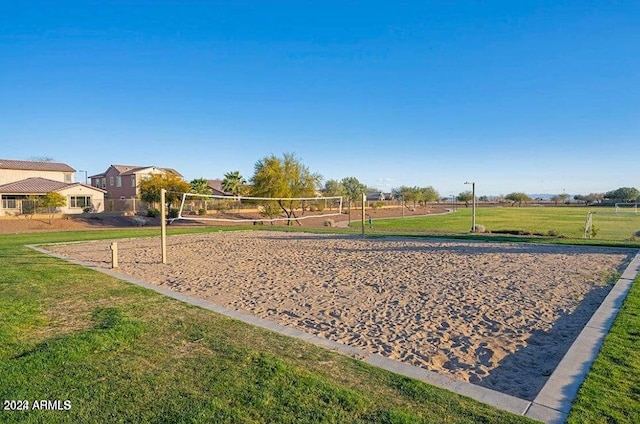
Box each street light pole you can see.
[465,181,476,232]
[78,170,88,184]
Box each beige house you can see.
[0,159,106,217]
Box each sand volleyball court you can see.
[48,231,634,400]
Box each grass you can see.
[365,207,640,246]
[567,275,640,423]
[0,228,535,423]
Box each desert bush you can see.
[473,224,486,233]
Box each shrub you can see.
[197,208,207,216]
[168,208,180,219]
[147,208,160,218]
[473,224,486,233]
[324,219,336,227]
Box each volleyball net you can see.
[175,193,344,223]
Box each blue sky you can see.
[1,1,638,196]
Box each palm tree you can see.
[189,178,212,195]
[222,171,246,196]
[190,177,213,213]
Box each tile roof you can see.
[0,178,105,194]
[0,158,75,172]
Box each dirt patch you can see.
[0,214,160,234]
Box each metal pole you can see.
[471,182,476,232]
[160,189,167,264]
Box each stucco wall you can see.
[57,185,105,214]
[0,169,73,185]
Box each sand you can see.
[47,231,635,400]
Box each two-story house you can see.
[90,165,182,199]
[0,159,105,216]
[0,158,76,185]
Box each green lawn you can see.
[0,228,533,423]
[366,206,640,244]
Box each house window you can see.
[2,196,17,209]
[102,178,106,188]
[116,176,122,187]
[131,175,136,187]
[64,173,72,183]
[110,177,114,186]
[69,196,91,208]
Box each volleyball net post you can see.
[161,188,167,264]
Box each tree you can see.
[457,191,473,207]
[322,179,345,211]
[575,193,607,205]
[588,193,605,204]
[505,192,532,206]
[551,193,569,205]
[29,156,55,162]
[139,173,190,209]
[341,177,367,222]
[222,171,247,196]
[40,192,67,224]
[605,187,640,202]
[250,153,321,225]
[420,186,440,204]
[322,179,344,197]
[189,178,213,213]
[393,186,415,207]
[189,178,212,195]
